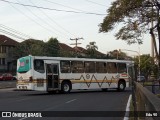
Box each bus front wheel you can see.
[61,81,71,93]
[118,81,126,92]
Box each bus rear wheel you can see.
[61,81,71,93]
[118,81,126,92]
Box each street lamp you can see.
[120,49,141,78]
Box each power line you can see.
[42,0,93,13]
[85,0,107,7]
[29,0,73,37]
[0,24,33,39]
[16,0,63,37]
[8,3,56,35]
[70,37,84,56]
[0,0,106,16]
[0,28,26,41]
[70,37,83,47]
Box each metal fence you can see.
[132,81,160,120]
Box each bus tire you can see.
[117,81,126,92]
[61,81,71,93]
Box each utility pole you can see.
[70,37,83,57]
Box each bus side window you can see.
[117,63,127,73]
[60,61,71,73]
[34,60,45,73]
[71,61,84,73]
[107,62,117,73]
[84,61,95,73]
[96,62,106,73]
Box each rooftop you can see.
[0,35,19,46]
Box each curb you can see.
[0,86,15,89]
[0,81,16,89]
[123,94,132,120]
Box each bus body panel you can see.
[59,73,128,90]
[16,55,134,92]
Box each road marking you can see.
[123,94,132,120]
[65,99,77,103]
[19,117,28,120]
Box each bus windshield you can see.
[17,56,32,73]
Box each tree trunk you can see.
[150,28,159,60]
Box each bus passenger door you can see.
[46,64,59,90]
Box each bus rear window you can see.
[17,57,31,73]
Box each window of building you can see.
[2,46,7,53]
[34,59,45,73]
[107,62,117,73]
[0,58,6,65]
[71,61,84,73]
[60,61,71,73]
[96,62,107,73]
[0,46,2,53]
[2,58,5,65]
[84,61,95,73]
[117,63,127,73]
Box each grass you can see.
[156,94,160,98]
[143,81,153,86]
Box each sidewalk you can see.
[0,80,16,89]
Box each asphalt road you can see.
[0,86,131,120]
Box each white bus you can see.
[16,55,134,93]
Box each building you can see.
[73,46,87,57]
[59,43,75,57]
[0,35,19,74]
[59,43,106,58]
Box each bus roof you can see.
[20,55,134,64]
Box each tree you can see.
[99,0,160,63]
[45,37,60,57]
[134,54,158,79]
[86,42,98,58]
[12,39,45,58]
[107,49,129,60]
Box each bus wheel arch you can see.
[117,79,126,92]
[61,80,72,93]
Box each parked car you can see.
[0,73,16,81]
[137,76,145,82]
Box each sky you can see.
[0,0,154,56]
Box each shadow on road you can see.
[15,88,132,96]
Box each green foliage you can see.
[12,38,60,58]
[99,0,157,44]
[12,39,45,58]
[86,42,98,58]
[11,38,121,60]
[133,54,158,79]
[107,49,129,60]
[45,37,60,57]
